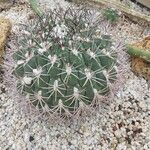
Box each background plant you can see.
[103,8,119,22]
[29,0,43,17]
[13,7,121,118]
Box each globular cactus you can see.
[13,7,119,117]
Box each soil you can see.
[131,36,150,80]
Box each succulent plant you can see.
[29,0,43,17]
[103,8,119,22]
[127,45,150,62]
[13,7,120,117]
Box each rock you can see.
[131,36,150,80]
[0,0,14,11]
[0,18,12,63]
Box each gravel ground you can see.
[0,0,150,150]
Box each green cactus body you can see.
[103,8,119,22]
[13,8,118,116]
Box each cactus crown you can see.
[13,7,118,117]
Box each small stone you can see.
[114,130,122,138]
[29,135,34,142]
[126,128,130,133]
[68,141,72,146]
[116,142,127,150]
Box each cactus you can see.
[103,8,119,22]
[126,44,150,62]
[13,7,120,117]
[29,0,43,17]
